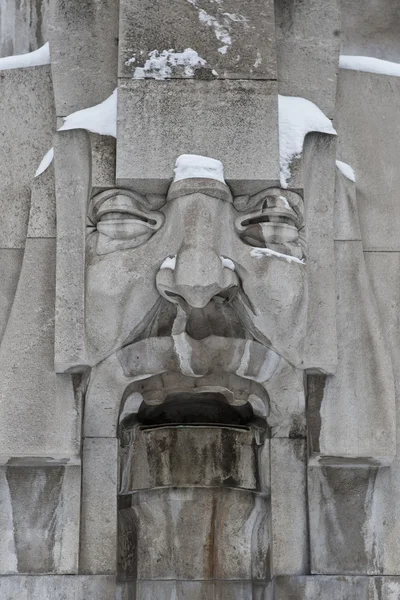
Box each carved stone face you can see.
[85,173,307,428]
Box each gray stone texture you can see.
[302,133,337,374]
[0,249,23,345]
[0,575,116,600]
[0,238,80,461]
[118,580,273,599]
[80,438,118,574]
[341,0,400,63]
[116,79,279,194]
[119,0,276,80]
[275,0,340,118]
[271,439,308,575]
[336,69,400,250]
[0,0,50,57]
[48,0,118,115]
[0,466,80,574]
[91,134,116,191]
[275,576,370,599]
[27,164,56,238]
[54,130,91,372]
[0,66,55,247]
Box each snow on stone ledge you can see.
[340,55,400,77]
[0,42,50,71]
[278,95,337,188]
[35,89,117,177]
[173,154,225,183]
[336,160,356,183]
[131,48,206,80]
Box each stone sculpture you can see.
[1,1,400,599]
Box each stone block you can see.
[270,439,308,575]
[336,69,400,250]
[118,0,276,80]
[275,576,369,599]
[275,0,340,118]
[27,164,56,238]
[0,466,80,574]
[54,130,91,372]
[0,575,116,600]
[0,0,49,57]
[0,239,80,461]
[116,79,279,195]
[0,249,23,345]
[118,487,270,580]
[311,240,396,465]
[80,438,118,574]
[341,0,400,63]
[0,66,55,247]
[302,133,337,374]
[118,580,273,599]
[48,0,118,115]
[90,134,116,191]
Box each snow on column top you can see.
[173,154,225,183]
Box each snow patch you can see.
[250,247,305,265]
[131,48,206,80]
[336,160,356,182]
[340,55,400,77]
[0,42,50,71]
[187,0,232,51]
[174,154,225,183]
[160,256,177,270]
[220,256,235,271]
[278,95,337,188]
[254,51,262,68]
[35,89,117,177]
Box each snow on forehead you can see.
[173,154,225,183]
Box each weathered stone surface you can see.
[0,0,50,57]
[27,164,56,238]
[119,487,270,580]
[116,79,279,194]
[0,66,55,247]
[48,0,118,115]
[0,249,23,345]
[302,133,337,374]
[118,580,273,599]
[54,130,91,372]
[119,0,276,80]
[90,134,116,191]
[0,466,80,574]
[80,438,118,574]
[336,69,400,250]
[341,0,400,63]
[271,439,308,575]
[275,0,340,118]
[0,239,80,461]
[0,575,116,599]
[275,576,369,599]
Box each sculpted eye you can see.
[87,189,165,254]
[234,189,305,259]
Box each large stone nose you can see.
[156,247,239,309]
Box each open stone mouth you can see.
[118,372,270,433]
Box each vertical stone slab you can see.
[54,130,91,372]
[80,438,118,574]
[117,79,279,195]
[336,70,400,250]
[0,249,23,345]
[302,133,337,374]
[0,575,116,599]
[275,576,369,599]
[0,66,55,248]
[118,0,277,80]
[48,0,119,115]
[0,466,80,574]
[0,238,80,461]
[0,0,50,57]
[275,0,340,118]
[271,440,308,575]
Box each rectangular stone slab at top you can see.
[118,0,276,80]
[116,79,279,195]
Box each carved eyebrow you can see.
[88,189,151,222]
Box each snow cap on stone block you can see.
[173,154,225,183]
